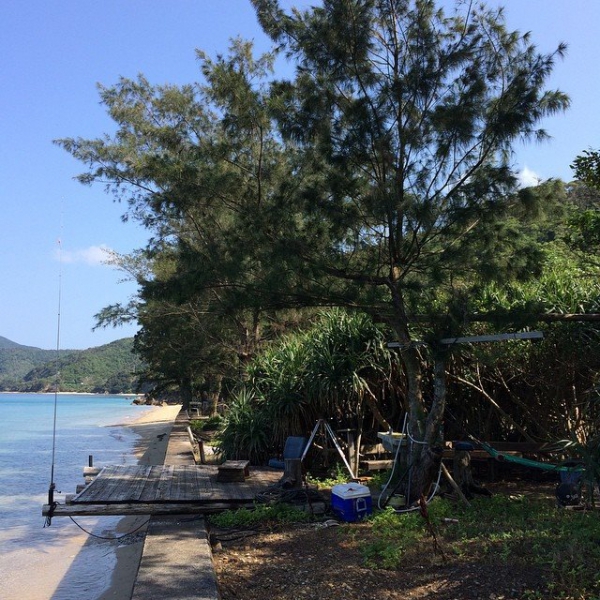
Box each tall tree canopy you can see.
[58,41,300,403]
[250,0,569,495]
[568,149,600,262]
[572,149,600,191]
[59,0,569,498]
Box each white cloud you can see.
[517,166,541,188]
[57,244,113,266]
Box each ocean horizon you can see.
[0,393,154,599]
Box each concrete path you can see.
[131,411,220,600]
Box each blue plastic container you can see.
[331,483,372,522]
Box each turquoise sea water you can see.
[0,393,153,599]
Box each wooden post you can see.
[198,438,206,465]
[441,462,471,507]
[281,458,303,489]
[337,429,356,474]
[453,449,474,491]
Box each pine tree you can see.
[252,0,569,498]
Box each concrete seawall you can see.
[131,410,221,600]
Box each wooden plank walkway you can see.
[73,464,280,504]
[43,465,282,517]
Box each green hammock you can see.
[479,442,582,474]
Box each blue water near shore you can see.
[0,393,153,599]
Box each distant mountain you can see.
[0,336,42,350]
[0,337,141,394]
[0,337,58,384]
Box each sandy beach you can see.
[2,403,182,600]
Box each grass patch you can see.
[208,485,600,598]
[190,415,223,434]
[361,507,424,569]
[358,492,600,598]
[306,465,353,489]
[208,502,313,528]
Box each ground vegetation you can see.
[209,481,600,600]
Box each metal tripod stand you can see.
[301,419,357,479]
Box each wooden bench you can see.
[359,440,552,478]
[359,442,394,472]
[217,460,250,482]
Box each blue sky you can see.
[1,1,599,350]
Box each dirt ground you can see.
[209,481,552,600]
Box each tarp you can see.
[479,442,583,474]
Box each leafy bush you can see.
[217,388,272,463]
[190,415,224,435]
[209,502,312,528]
[223,309,398,462]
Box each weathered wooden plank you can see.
[68,465,281,506]
[43,501,258,518]
[120,465,153,502]
[83,466,102,477]
[73,465,127,503]
[182,465,203,500]
[360,459,394,471]
[138,465,165,503]
[172,465,188,500]
[191,463,213,498]
[156,464,175,502]
[75,465,140,503]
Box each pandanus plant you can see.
[219,310,400,467]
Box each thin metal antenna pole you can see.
[46,226,63,526]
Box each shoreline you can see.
[2,402,182,600]
[0,391,139,396]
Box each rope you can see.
[68,516,150,540]
[43,502,57,528]
[377,414,443,513]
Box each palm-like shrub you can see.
[247,335,311,441]
[217,387,271,463]
[221,309,400,461]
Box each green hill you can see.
[0,337,141,394]
[0,336,41,350]
[0,337,58,385]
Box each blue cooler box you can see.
[331,483,372,522]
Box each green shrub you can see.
[217,388,272,463]
[190,415,223,435]
[209,502,312,528]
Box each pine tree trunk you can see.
[179,377,193,411]
[406,446,444,505]
[207,374,223,417]
[401,348,448,503]
[405,352,447,503]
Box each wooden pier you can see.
[43,464,282,518]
